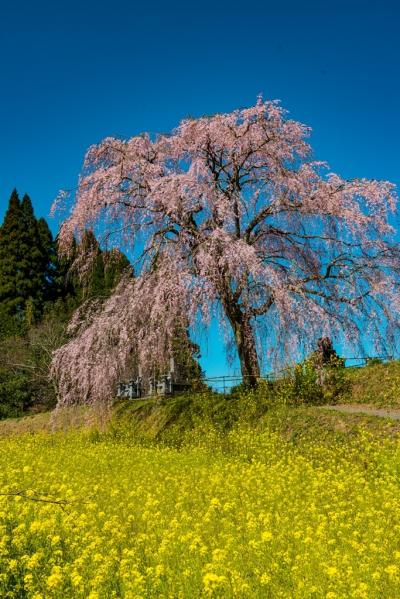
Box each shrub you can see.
[264,356,347,406]
[366,357,383,366]
[0,369,30,418]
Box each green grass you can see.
[340,361,400,408]
[0,406,92,438]
[109,385,400,448]
[2,358,400,439]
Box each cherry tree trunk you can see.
[225,308,260,387]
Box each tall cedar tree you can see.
[0,191,56,327]
[37,216,58,300]
[75,230,131,300]
[0,190,26,321]
[20,194,47,320]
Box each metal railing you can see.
[342,356,394,368]
[195,357,395,393]
[117,356,396,399]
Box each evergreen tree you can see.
[74,231,132,300]
[78,230,106,299]
[103,249,131,293]
[52,234,78,304]
[21,195,63,310]
[0,189,25,318]
[19,194,46,316]
[0,190,57,329]
[37,216,57,300]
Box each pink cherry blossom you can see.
[51,98,400,405]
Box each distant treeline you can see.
[0,190,202,418]
[0,190,131,417]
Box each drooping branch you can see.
[51,98,399,403]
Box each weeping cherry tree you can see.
[52,98,399,404]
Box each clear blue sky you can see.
[1,0,399,377]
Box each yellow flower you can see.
[46,566,63,589]
[29,521,42,533]
[27,552,42,570]
[51,534,61,545]
[24,573,34,587]
[385,564,398,577]
[155,564,165,577]
[211,548,226,562]
[325,566,339,578]
[203,572,227,594]
[261,530,273,542]
[71,571,84,587]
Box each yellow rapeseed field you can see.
[0,420,399,598]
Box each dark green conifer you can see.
[79,230,106,299]
[52,234,78,303]
[0,189,25,317]
[19,194,45,315]
[103,249,131,293]
[0,191,57,326]
[37,217,57,301]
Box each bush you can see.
[265,356,347,406]
[366,357,383,366]
[0,369,30,418]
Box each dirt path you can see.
[322,405,400,421]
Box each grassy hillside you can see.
[1,359,400,441]
[110,392,400,448]
[1,358,399,437]
[340,360,400,408]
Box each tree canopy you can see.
[52,98,400,404]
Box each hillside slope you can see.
[340,361,400,408]
[1,360,400,442]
